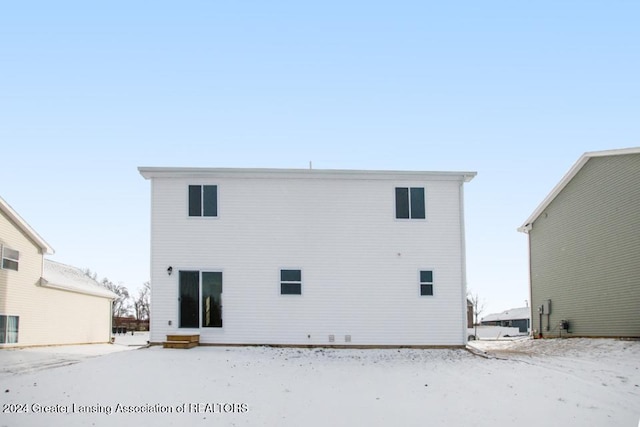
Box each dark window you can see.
[188,185,218,217]
[410,188,426,219]
[420,270,434,296]
[395,187,425,219]
[179,271,199,328]
[203,185,218,217]
[281,269,302,295]
[1,247,19,271]
[188,185,201,216]
[202,272,223,328]
[0,315,19,344]
[395,188,410,219]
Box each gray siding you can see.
[529,154,640,337]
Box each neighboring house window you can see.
[281,269,302,295]
[419,270,434,296]
[395,187,425,219]
[1,246,19,271]
[0,315,19,344]
[188,185,218,217]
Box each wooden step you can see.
[163,341,198,349]
[166,334,199,343]
[163,334,200,349]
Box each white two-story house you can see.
[139,167,476,347]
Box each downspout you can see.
[110,299,115,343]
[459,181,468,344]
[526,227,538,338]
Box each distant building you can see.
[518,147,640,338]
[0,196,116,347]
[113,316,149,332]
[139,167,476,347]
[481,307,530,333]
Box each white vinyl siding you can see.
[145,170,471,346]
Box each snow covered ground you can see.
[1,337,638,426]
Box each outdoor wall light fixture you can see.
[167,266,173,276]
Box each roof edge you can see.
[138,167,477,182]
[39,277,117,300]
[518,146,640,233]
[0,196,54,254]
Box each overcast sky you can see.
[1,1,638,316]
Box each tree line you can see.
[84,269,150,321]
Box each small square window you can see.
[1,247,19,271]
[395,187,425,219]
[420,270,433,296]
[281,269,302,295]
[188,185,218,217]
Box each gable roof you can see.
[481,307,530,323]
[41,259,118,299]
[0,196,54,254]
[518,147,640,233]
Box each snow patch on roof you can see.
[41,259,117,299]
[481,307,530,322]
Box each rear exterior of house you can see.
[519,148,640,338]
[140,167,476,347]
[0,197,115,347]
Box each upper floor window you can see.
[1,246,19,271]
[280,269,302,295]
[395,187,425,219]
[189,185,217,217]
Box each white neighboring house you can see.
[139,167,476,347]
[480,307,531,334]
[0,196,116,347]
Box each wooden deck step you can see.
[166,334,200,343]
[163,334,200,349]
[163,341,198,349]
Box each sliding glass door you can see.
[179,270,222,328]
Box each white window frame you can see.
[280,268,302,296]
[187,185,219,218]
[419,269,434,296]
[0,314,19,344]
[1,246,19,271]
[394,186,427,221]
[175,268,224,330]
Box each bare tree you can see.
[467,291,485,339]
[133,281,150,322]
[100,278,131,318]
[83,268,98,281]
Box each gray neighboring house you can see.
[518,147,640,338]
